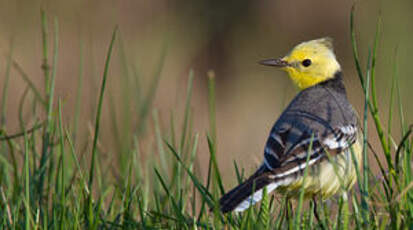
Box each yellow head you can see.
[260,37,341,90]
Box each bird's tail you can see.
[219,169,287,213]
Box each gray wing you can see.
[263,85,358,174]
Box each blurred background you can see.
[0,0,412,186]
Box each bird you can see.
[218,37,362,213]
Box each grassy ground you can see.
[0,7,412,229]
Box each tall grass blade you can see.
[361,49,371,226]
[207,135,225,195]
[258,186,269,229]
[41,10,50,90]
[23,119,31,230]
[350,5,365,87]
[46,17,59,133]
[1,39,14,129]
[57,100,66,230]
[165,141,214,207]
[88,26,118,188]
[179,70,194,152]
[294,134,313,229]
[87,26,118,228]
[207,70,216,145]
[153,109,169,180]
[12,61,46,106]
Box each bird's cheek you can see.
[284,66,297,74]
[284,68,302,83]
[281,66,291,72]
[283,67,295,77]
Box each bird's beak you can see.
[259,58,289,68]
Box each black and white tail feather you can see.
[219,166,294,213]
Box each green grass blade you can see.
[395,125,412,174]
[294,134,313,229]
[46,16,59,133]
[87,26,117,228]
[41,9,50,90]
[153,168,186,221]
[23,117,30,230]
[57,99,66,230]
[369,18,391,161]
[65,129,88,193]
[1,39,14,128]
[350,4,365,88]
[185,133,199,201]
[396,72,406,136]
[206,134,225,196]
[12,61,46,106]
[233,160,244,184]
[361,49,371,226]
[179,70,194,152]
[88,26,118,188]
[351,6,390,158]
[165,141,214,207]
[207,70,217,145]
[258,186,269,229]
[153,109,169,180]
[387,49,398,147]
[369,15,381,114]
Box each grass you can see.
[0,6,412,229]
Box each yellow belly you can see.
[278,136,363,199]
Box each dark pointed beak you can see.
[259,58,289,68]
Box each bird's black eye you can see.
[302,59,312,67]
